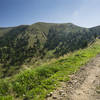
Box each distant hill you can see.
[0,22,100,78]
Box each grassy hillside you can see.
[0,22,98,78]
[0,39,100,100]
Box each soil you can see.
[46,54,100,100]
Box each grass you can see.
[0,96,13,100]
[0,39,100,100]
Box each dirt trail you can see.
[46,54,100,100]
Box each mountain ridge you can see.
[1,22,100,29]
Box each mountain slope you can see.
[0,22,99,78]
[0,39,100,100]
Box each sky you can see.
[0,0,100,28]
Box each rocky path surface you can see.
[46,54,100,100]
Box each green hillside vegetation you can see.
[0,22,99,78]
[0,39,100,100]
[0,27,13,37]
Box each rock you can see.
[59,90,64,95]
[68,75,73,78]
[68,81,73,84]
[53,96,57,99]
[61,93,66,97]
[50,92,53,96]
[46,94,51,97]
[74,80,77,83]
[69,87,73,89]
[46,92,53,97]
[62,86,66,88]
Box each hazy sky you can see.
[0,0,100,27]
